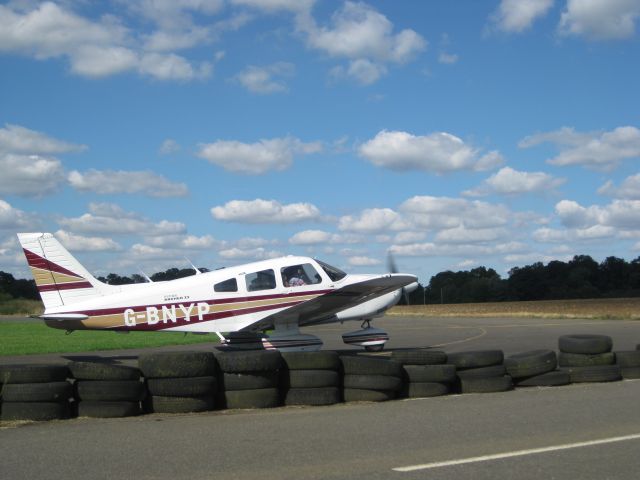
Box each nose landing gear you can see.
[341,320,389,352]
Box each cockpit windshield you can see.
[315,259,347,282]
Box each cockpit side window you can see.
[245,269,276,292]
[315,259,347,281]
[281,263,322,288]
[214,278,238,292]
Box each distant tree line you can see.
[0,267,209,301]
[2,255,640,305]
[406,255,640,305]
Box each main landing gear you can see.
[341,319,389,352]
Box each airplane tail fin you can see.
[17,232,115,309]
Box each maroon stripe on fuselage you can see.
[37,281,93,292]
[74,289,333,317]
[111,299,305,331]
[23,249,84,279]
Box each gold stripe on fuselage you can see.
[78,293,321,328]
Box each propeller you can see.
[387,251,410,305]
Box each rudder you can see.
[17,232,114,309]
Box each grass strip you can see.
[0,322,216,356]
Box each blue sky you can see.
[1,0,640,284]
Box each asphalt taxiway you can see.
[1,315,640,480]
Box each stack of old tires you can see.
[217,350,283,409]
[140,351,218,413]
[448,350,513,393]
[340,354,403,402]
[70,361,144,418]
[614,350,640,379]
[505,350,570,387]
[281,351,341,406]
[558,334,622,383]
[0,364,72,421]
[391,349,455,398]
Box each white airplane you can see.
[17,232,418,351]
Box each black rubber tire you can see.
[77,401,141,418]
[460,375,513,393]
[514,370,571,387]
[138,351,217,378]
[402,382,450,398]
[145,395,215,413]
[223,388,281,409]
[402,364,456,383]
[222,371,279,391]
[614,351,640,368]
[505,350,557,379]
[284,387,341,406]
[558,352,615,367]
[564,365,622,383]
[146,376,217,397]
[285,370,340,389]
[446,350,504,369]
[1,402,70,421]
[391,349,447,365]
[281,351,340,370]
[343,388,396,402]
[343,374,402,391]
[74,380,146,401]
[1,382,72,402]
[215,350,283,373]
[558,334,612,354]
[0,364,69,384]
[339,355,403,376]
[621,367,640,379]
[68,361,141,381]
[456,365,506,379]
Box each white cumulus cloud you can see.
[0,199,35,230]
[358,130,504,173]
[464,166,566,196]
[211,199,321,223]
[197,136,322,174]
[68,169,189,197]
[296,1,426,84]
[54,229,122,252]
[597,173,640,199]
[519,126,640,170]
[338,208,407,234]
[490,0,554,33]
[234,62,295,94]
[0,154,65,197]
[559,0,640,40]
[0,124,86,155]
[59,203,186,236]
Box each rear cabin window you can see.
[214,278,238,292]
[245,269,276,292]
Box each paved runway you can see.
[1,315,640,480]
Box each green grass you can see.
[0,322,217,356]
[0,299,43,316]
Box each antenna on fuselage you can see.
[185,257,202,275]
[138,268,153,283]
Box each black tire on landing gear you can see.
[364,345,384,352]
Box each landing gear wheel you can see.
[365,345,384,352]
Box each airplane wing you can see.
[246,274,416,332]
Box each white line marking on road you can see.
[393,433,640,472]
[430,327,487,347]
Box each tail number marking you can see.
[124,302,210,327]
